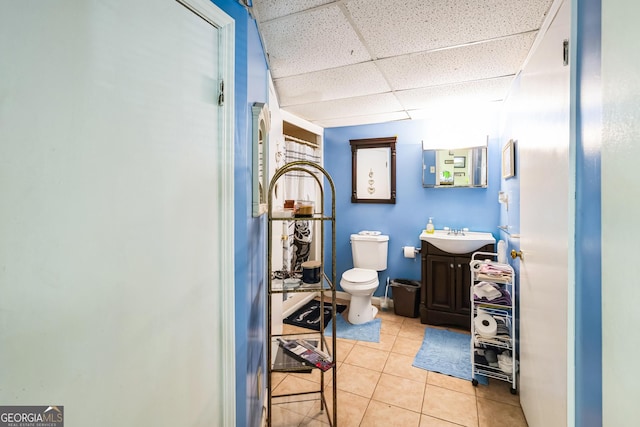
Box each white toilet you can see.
[340,231,389,324]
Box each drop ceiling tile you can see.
[407,101,501,122]
[283,93,404,122]
[378,33,536,91]
[274,62,391,106]
[395,76,513,111]
[252,0,334,23]
[316,111,410,128]
[344,0,554,58]
[260,5,371,78]
[251,0,554,128]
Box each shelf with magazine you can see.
[266,160,337,427]
[469,253,517,394]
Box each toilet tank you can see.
[350,232,389,271]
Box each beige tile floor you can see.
[269,303,528,427]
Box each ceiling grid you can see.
[251,0,555,127]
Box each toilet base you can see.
[347,295,378,324]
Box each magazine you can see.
[277,338,334,372]
[273,340,315,373]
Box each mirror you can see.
[422,146,487,188]
[252,102,270,216]
[350,136,396,204]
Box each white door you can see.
[516,1,571,426]
[0,0,235,425]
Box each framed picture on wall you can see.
[502,139,515,178]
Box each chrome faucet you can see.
[447,228,468,236]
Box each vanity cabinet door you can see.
[426,255,455,312]
[454,256,472,316]
[420,242,494,329]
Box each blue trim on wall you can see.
[324,119,501,296]
[574,0,603,425]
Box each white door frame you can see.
[177,1,236,425]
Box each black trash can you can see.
[390,279,421,318]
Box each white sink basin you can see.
[420,230,496,254]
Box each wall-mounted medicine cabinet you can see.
[422,144,488,188]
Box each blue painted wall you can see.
[324,119,501,297]
[245,17,269,427]
[574,0,602,424]
[210,2,268,427]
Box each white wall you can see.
[602,1,640,424]
[0,1,233,425]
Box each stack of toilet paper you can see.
[474,313,498,338]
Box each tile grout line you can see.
[358,356,388,427]
[474,381,480,427]
[420,371,429,420]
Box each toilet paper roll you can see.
[403,246,416,259]
[475,313,498,338]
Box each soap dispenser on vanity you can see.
[426,217,434,234]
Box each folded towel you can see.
[476,263,513,282]
[474,285,512,307]
[474,282,502,300]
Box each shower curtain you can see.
[282,139,321,275]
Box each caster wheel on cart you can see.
[471,379,478,386]
[510,387,517,395]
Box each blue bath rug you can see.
[413,327,488,385]
[324,314,381,343]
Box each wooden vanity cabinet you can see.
[420,242,494,329]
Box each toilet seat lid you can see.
[342,268,377,285]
